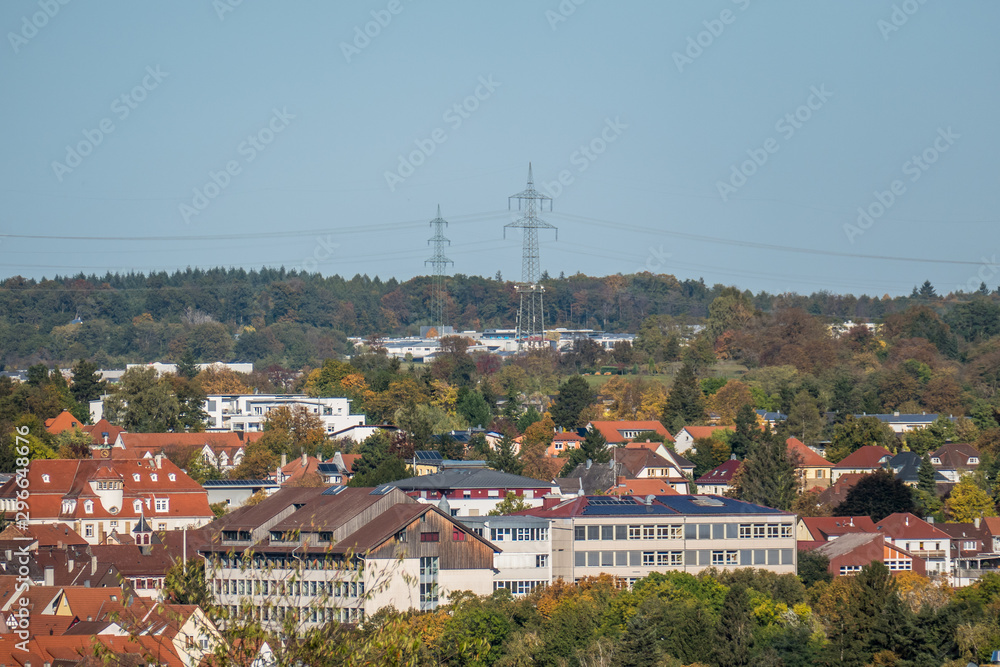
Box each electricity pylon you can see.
[425,205,453,334]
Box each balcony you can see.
[910,550,946,559]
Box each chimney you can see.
[542,494,561,509]
[585,459,592,470]
[44,566,54,587]
[617,476,626,487]
[975,517,981,529]
[68,558,74,572]
[905,515,909,526]
[281,453,287,468]
[849,517,854,527]
[301,452,307,468]
[91,555,97,576]
[154,453,162,469]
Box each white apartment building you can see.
[204,394,365,435]
[461,514,553,595]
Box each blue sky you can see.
[1,1,997,296]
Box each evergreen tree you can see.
[489,433,523,475]
[662,363,706,432]
[918,452,937,496]
[559,428,610,476]
[516,405,542,433]
[549,375,597,430]
[70,359,106,405]
[501,385,521,419]
[783,389,824,443]
[738,427,796,510]
[835,469,914,521]
[176,347,199,380]
[456,388,491,428]
[823,562,910,666]
[714,584,755,667]
[730,403,759,460]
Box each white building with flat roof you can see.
[204,394,365,435]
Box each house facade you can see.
[385,469,559,517]
[204,394,366,436]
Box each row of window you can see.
[574,523,793,542]
[80,498,169,514]
[216,578,365,598]
[490,527,549,542]
[211,554,363,571]
[133,577,164,590]
[574,548,794,568]
[229,604,364,625]
[82,522,166,538]
[494,580,546,595]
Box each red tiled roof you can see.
[817,472,868,506]
[875,512,951,540]
[787,438,832,468]
[695,458,742,484]
[16,523,88,547]
[681,425,734,440]
[932,443,981,470]
[588,421,674,444]
[44,410,84,434]
[833,445,893,470]
[607,478,680,496]
[82,419,126,445]
[799,516,876,542]
[281,455,322,483]
[553,432,583,442]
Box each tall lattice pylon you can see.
[505,164,557,350]
[425,205,453,334]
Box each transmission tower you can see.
[425,204,453,334]
[505,164,556,350]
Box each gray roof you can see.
[813,531,883,558]
[886,452,949,484]
[386,468,555,491]
[556,459,618,495]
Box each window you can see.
[150,473,157,482]
[452,528,466,542]
[839,565,863,575]
[574,526,586,541]
[168,473,176,482]
[488,490,500,498]
[463,490,471,499]
[711,551,738,566]
[816,469,825,478]
[84,525,94,538]
[420,532,440,542]
[154,498,168,512]
[84,500,94,514]
[110,520,118,528]
[157,523,166,531]
[41,474,50,483]
[970,457,980,464]
[536,554,549,568]
[492,527,511,541]
[657,525,681,540]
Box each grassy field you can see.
[582,360,749,389]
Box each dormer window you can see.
[931,458,941,465]
[154,498,168,512]
[133,473,140,482]
[133,500,142,513]
[84,500,93,514]
[168,473,176,482]
[970,457,979,464]
[150,474,157,482]
[41,474,50,483]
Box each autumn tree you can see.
[230,439,279,480]
[826,416,896,464]
[710,380,753,425]
[488,491,532,515]
[263,405,327,454]
[945,476,998,522]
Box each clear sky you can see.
[1,1,997,296]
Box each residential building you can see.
[695,458,742,496]
[852,412,946,434]
[461,514,552,595]
[607,477,680,497]
[201,485,497,630]
[0,578,226,665]
[795,516,877,547]
[112,431,248,472]
[875,513,952,577]
[586,420,673,446]
[831,445,893,482]
[787,437,834,490]
[517,494,796,584]
[330,424,401,444]
[673,426,734,455]
[817,472,867,507]
[558,444,694,496]
[547,431,584,458]
[385,469,559,517]
[0,457,214,544]
[203,394,366,435]
[755,410,788,427]
[812,532,925,577]
[204,479,279,508]
[884,451,949,487]
[931,443,981,482]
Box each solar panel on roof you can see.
[370,484,393,495]
[587,497,636,506]
[203,479,273,486]
[321,485,347,496]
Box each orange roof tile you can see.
[588,420,673,444]
[607,478,680,496]
[786,438,832,468]
[44,410,85,434]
